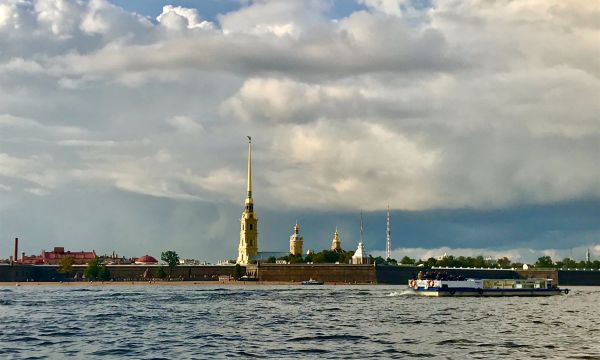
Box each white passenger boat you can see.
[408,278,568,297]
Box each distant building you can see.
[134,255,158,265]
[330,228,342,251]
[237,137,258,264]
[289,223,303,256]
[586,248,591,263]
[21,247,96,265]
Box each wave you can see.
[388,290,416,296]
[289,334,369,342]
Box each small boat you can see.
[408,278,568,297]
[301,278,324,285]
[239,275,258,281]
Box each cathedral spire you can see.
[238,136,258,264]
[246,136,252,200]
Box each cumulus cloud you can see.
[0,0,598,259]
[156,5,213,31]
[218,0,328,37]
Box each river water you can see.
[0,285,598,359]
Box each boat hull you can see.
[412,288,563,297]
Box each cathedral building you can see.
[289,223,303,256]
[237,137,258,265]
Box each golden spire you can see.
[246,136,252,200]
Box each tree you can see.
[497,257,511,269]
[266,256,277,263]
[473,255,486,268]
[424,257,438,267]
[233,264,243,280]
[57,256,74,274]
[437,255,455,267]
[372,256,386,265]
[535,256,554,268]
[84,257,101,280]
[400,256,415,265]
[156,266,167,279]
[161,251,180,278]
[98,266,111,281]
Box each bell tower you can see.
[237,136,258,264]
[289,222,303,256]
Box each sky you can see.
[0,0,599,263]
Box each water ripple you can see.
[0,285,599,359]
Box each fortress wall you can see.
[90,265,239,280]
[516,269,558,284]
[0,265,64,282]
[375,265,420,284]
[557,270,600,285]
[256,264,377,283]
[6,263,600,285]
[376,266,522,284]
[0,264,240,281]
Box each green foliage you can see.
[276,254,303,264]
[372,256,386,265]
[266,256,277,263]
[156,266,167,279]
[83,257,101,280]
[413,255,515,269]
[423,257,438,267]
[338,250,354,264]
[57,256,74,274]
[161,250,180,277]
[98,265,111,281]
[556,257,577,268]
[386,258,398,265]
[233,264,243,280]
[437,255,454,267]
[309,249,354,264]
[497,257,511,268]
[535,256,554,268]
[399,256,415,265]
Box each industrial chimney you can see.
[13,238,18,265]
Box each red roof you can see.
[135,255,158,264]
